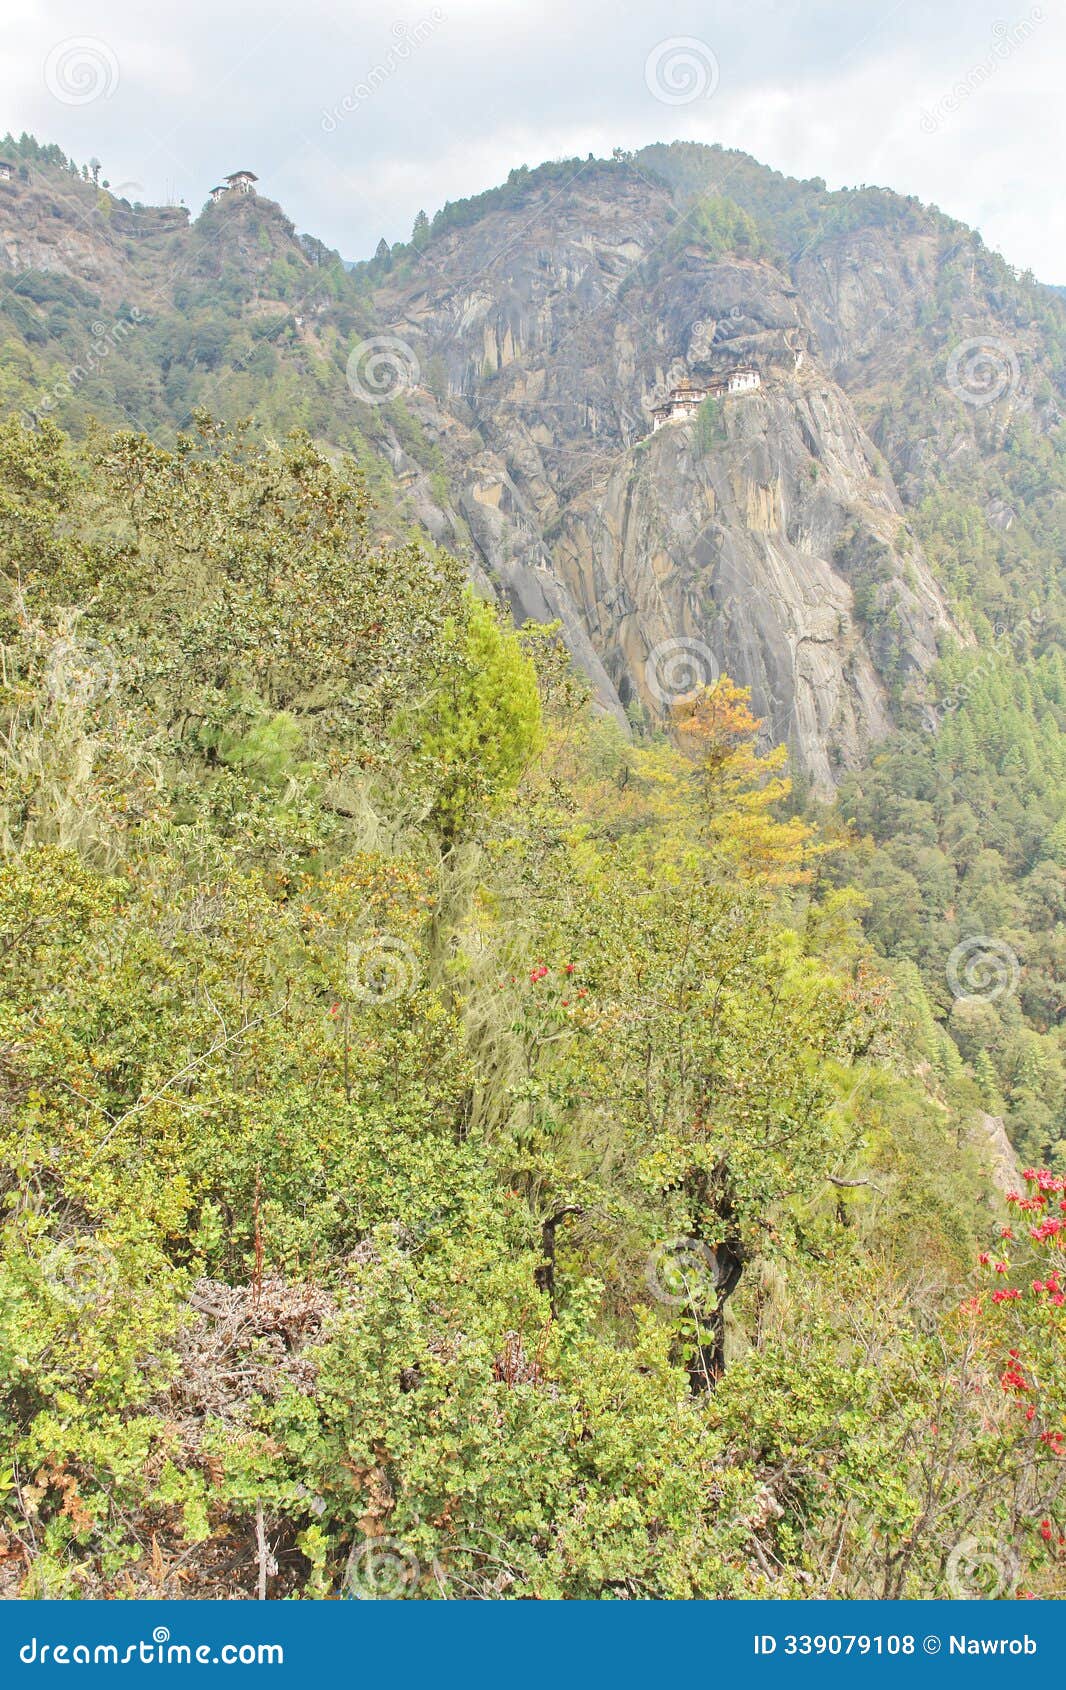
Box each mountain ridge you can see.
[2,131,1065,1599]
[1,134,1063,788]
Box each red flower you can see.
[1030,1219,1064,1242]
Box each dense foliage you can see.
[0,419,1062,1601]
[1,133,1064,1602]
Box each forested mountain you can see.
[0,132,1063,1599]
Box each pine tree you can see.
[974,1047,1005,1114]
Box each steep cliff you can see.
[3,138,1065,787]
[366,163,957,783]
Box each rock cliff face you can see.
[368,165,956,786]
[970,1111,1021,1200]
[5,142,1062,788]
[0,169,189,298]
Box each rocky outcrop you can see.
[969,1111,1020,1199]
[0,172,188,300]
[12,144,1058,787]
[549,375,943,787]
[370,168,957,785]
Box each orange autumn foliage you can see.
[673,677,829,886]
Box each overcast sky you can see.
[2,0,1062,279]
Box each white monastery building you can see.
[651,367,761,431]
[208,172,260,207]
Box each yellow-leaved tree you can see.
[674,676,828,886]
